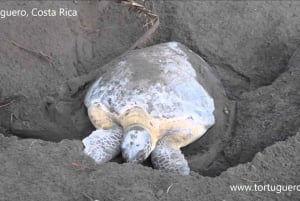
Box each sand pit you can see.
[0,1,299,200]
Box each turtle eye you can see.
[136,151,146,162]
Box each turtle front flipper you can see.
[151,136,190,175]
[83,104,122,163]
[83,127,122,163]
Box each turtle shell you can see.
[85,42,215,126]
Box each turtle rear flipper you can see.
[83,127,122,163]
[151,136,190,175]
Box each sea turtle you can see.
[82,42,215,175]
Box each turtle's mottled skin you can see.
[83,42,215,175]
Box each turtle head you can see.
[121,125,153,163]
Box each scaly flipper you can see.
[151,135,190,175]
[83,127,122,163]
[82,104,123,163]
